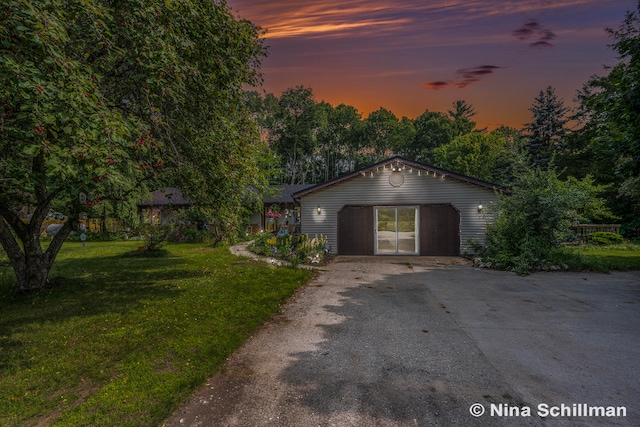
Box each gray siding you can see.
[299,166,499,255]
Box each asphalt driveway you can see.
[164,256,640,427]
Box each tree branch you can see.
[45,220,73,263]
[0,212,25,267]
[0,202,28,237]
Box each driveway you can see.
[164,256,640,426]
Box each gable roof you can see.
[138,187,190,207]
[263,184,315,205]
[292,156,508,199]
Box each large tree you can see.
[433,130,521,184]
[269,86,322,184]
[0,0,266,291]
[400,110,457,164]
[316,103,363,180]
[524,86,570,170]
[447,99,478,136]
[360,107,403,162]
[575,2,640,235]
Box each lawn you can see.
[0,241,313,426]
[554,242,640,272]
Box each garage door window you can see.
[375,207,419,255]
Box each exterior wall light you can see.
[477,202,483,213]
[317,206,321,215]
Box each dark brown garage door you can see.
[337,205,374,255]
[338,204,460,256]
[420,204,460,256]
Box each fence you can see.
[574,224,621,243]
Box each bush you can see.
[486,167,612,275]
[141,225,170,252]
[247,232,273,256]
[586,231,625,245]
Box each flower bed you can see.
[248,232,329,267]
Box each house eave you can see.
[291,156,509,199]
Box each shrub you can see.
[142,225,170,252]
[586,231,625,245]
[486,167,612,275]
[276,234,292,259]
[247,232,273,256]
[247,232,329,266]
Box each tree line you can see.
[245,2,640,238]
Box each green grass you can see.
[0,241,312,426]
[552,242,640,272]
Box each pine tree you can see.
[524,86,570,169]
[447,100,477,135]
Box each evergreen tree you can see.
[447,100,477,136]
[524,86,570,170]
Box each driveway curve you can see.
[163,256,640,427]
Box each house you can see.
[249,184,314,233]
[292,156,506,256]
[137,187,190,224]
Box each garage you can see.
[293,156,505,256]
[337,204,460,256]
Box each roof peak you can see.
[292,156,508,199]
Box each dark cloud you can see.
[423,65,503,90]
[512,19,556,47]
[423,81,452,90]
[512,19,542,40]
[530,41,554,47]
[456,65,502,87]
[539,29,556,42]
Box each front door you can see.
[375,207,419,255]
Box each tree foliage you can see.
[575,2,640,235]
[486,167,612,275]
[401,110,457,164]
[245,91,479,184]
[524,86,570,170]
[448,99,478,136]
[0,0,266,291]
[433,130,523,184]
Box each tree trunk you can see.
[12,251,52,293]
[0,211,73,292]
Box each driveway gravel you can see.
[163,255,640,427]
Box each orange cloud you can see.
[230,0,600,40]
[265,18,411,39]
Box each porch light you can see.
[477,202,483,213]
[317,205,321,215]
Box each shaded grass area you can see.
[0,242,312,426]
[551,242,640,272]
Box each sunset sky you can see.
[226,0,638,130]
